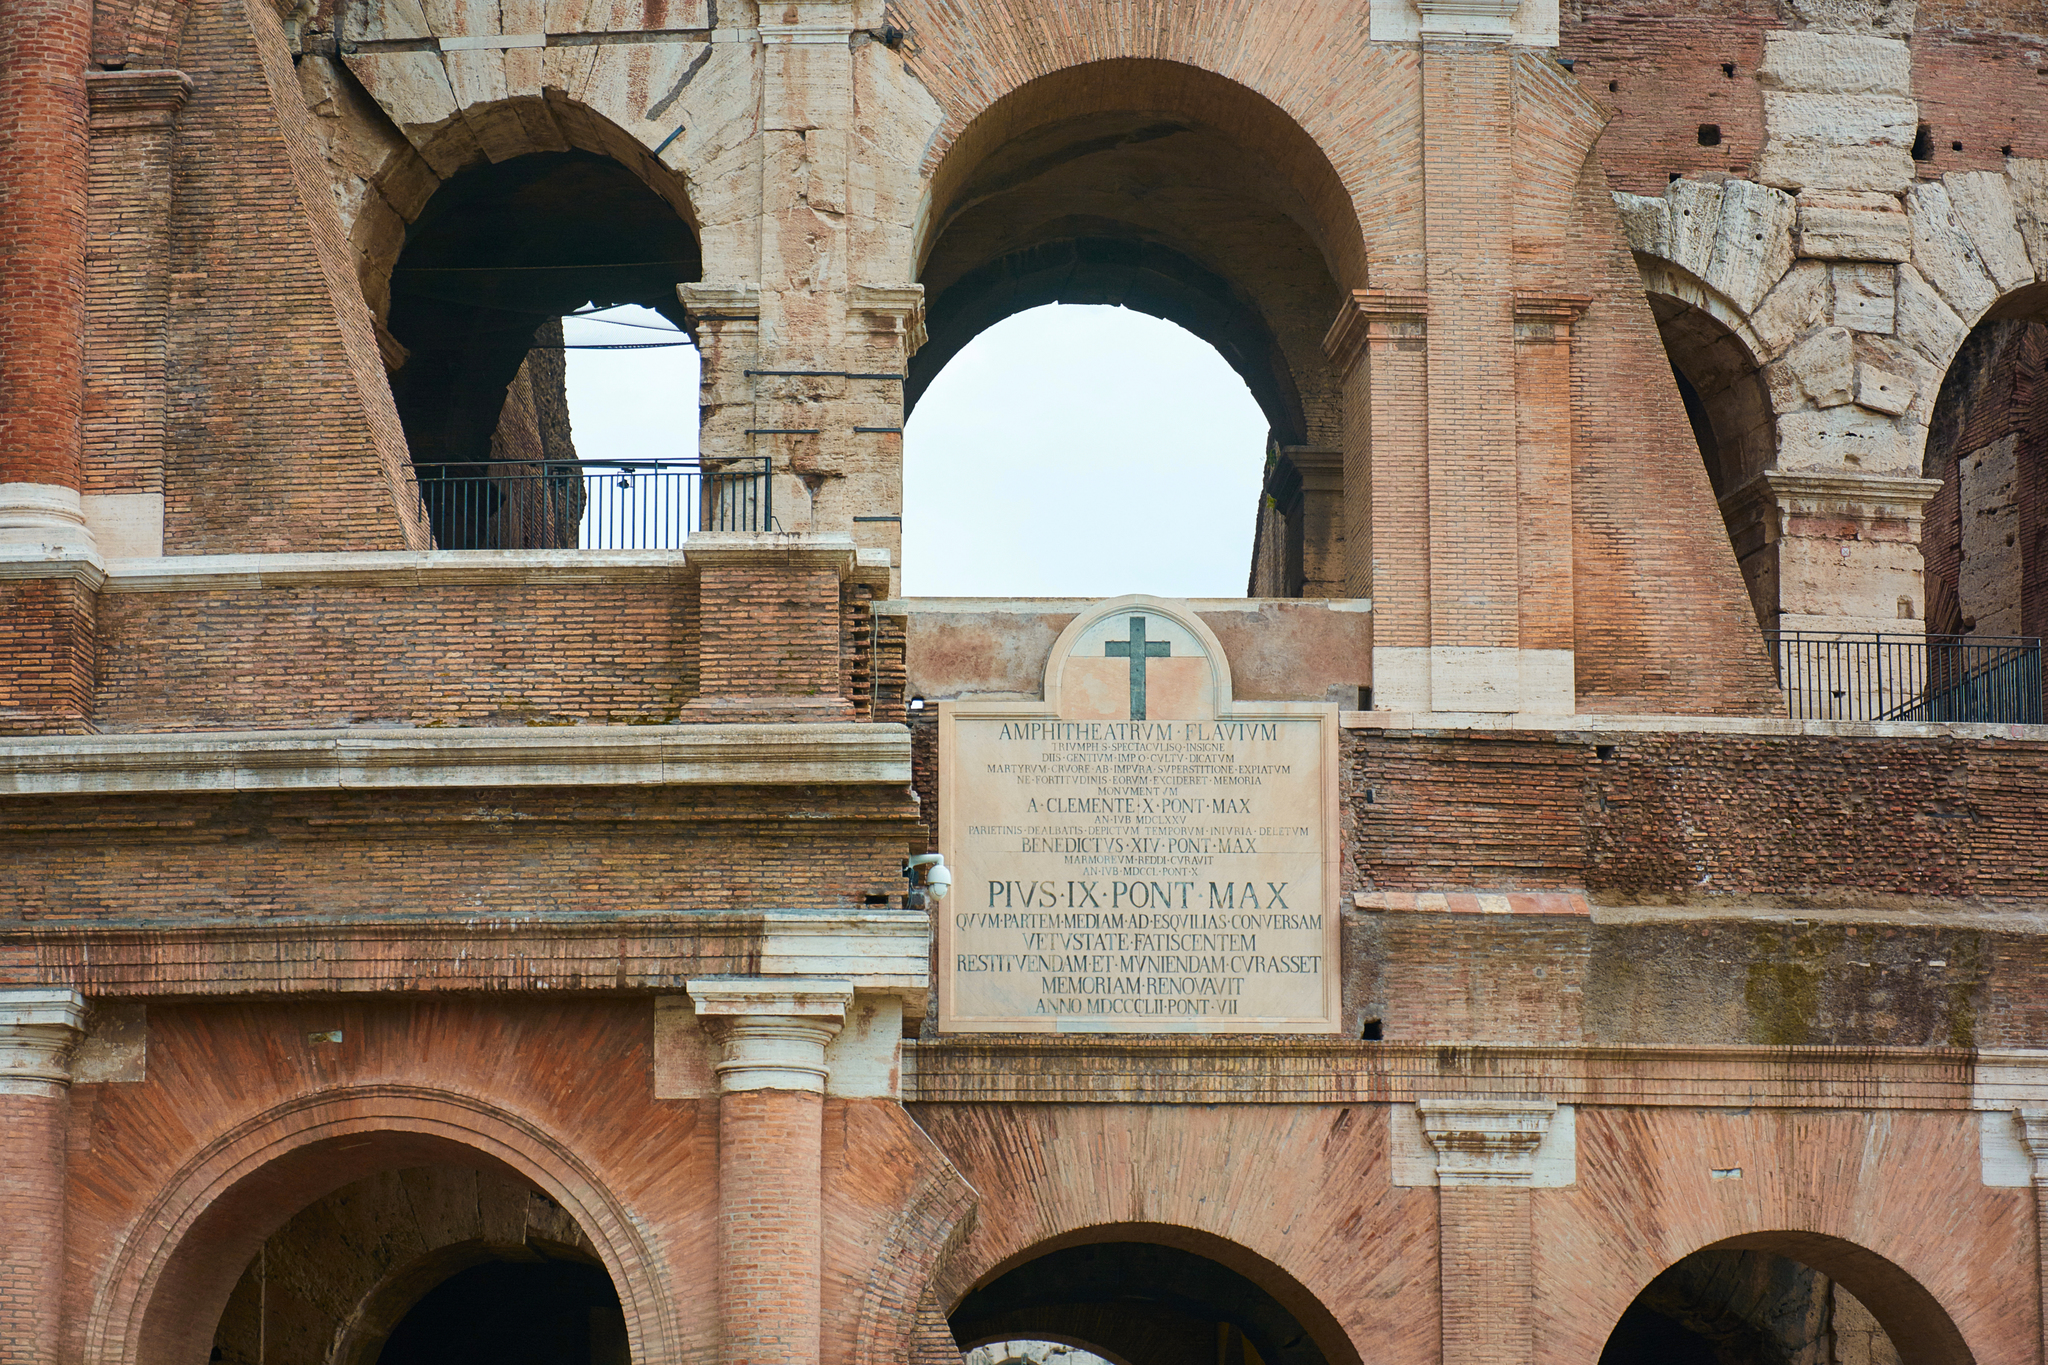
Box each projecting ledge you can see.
[0,724,911,795]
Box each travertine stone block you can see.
[1757,93,1917,192]
[1665,177,1726,277]
[1613,191,1668,258]
[1853,362,1912,415]
[1907,181,2000,323]
[1943,171,2036,294]
[1776,404,1919,474]
[1748,260,1832,356]
[1780,0,1916,32]
[1757,31,1912,97]
[1894,263,1969,364]
[1797,190,1910,261]
[2010,159,2048,282]
[1832,262,1896,332]
[1853,333,1938,416]
[1765,326,1855,412]
[1706,180,1798,313]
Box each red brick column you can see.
[0,989,87,1365]
[689,979,850,1365]
[0,0,98,556]
[1419,1098,1556,1365]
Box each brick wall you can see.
[0,784,922,922]
[1911,4,2048,177]
[1344,725,2048,906]
[1560,0,1778,197]
[95,579,699,730]
[0,1093,66,1365]
[0,578,98,736]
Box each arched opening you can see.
[208,1164,625,1365]
[948,1228,1353,1365]
[910,59,1363,597]
[902,304,1268,596]
[1647,288,1777,630]
[1916,285,2048,721]
[384,148,702,549]
[1598,1235,1971,1365]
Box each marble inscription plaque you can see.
[938,596,1339,1033]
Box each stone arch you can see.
[1599,1231,1970,1365]
[945,1222,1359,1365]
[908,58,1366,449]
[1636,257,1778,499]
[83,1084,680,1365]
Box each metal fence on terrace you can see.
[406,458,771,550]
[1768,631,2044,724]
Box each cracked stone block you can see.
[1853,333,1938,416]
[1666,178,1726,277]
[1797,190,1909,261]
[1748,260,1831,357]
[1832,262,1895,332]
[1906,181,2000,323]
[1943,171,2036,294]
[1766,326,1855,412]
[1705,180,1798,314]
[1894,263,1969,364]
[1757,32,1911,97]
[1853,362,1912,415]
[1757,93,1916,192]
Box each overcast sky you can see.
[561,303,1268,599]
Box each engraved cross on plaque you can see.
[1104,614,1171,720]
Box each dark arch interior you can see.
[951,1241,1330,1365]
[915,97,1349,449]
[1599,1246,1920,1365]
[386,149,700,478]
[377,1256,626,1365]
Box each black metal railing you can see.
[1768,631,2044,724]
[406,458,771,550]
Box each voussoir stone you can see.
[1943,171,2036,294]
[1797,189,1910,261]
[1906,181,2000,323]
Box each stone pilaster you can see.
[1719,471,1945,639]
[1419,1098,1556,1365]
[2015,1108,2048,1365]
[0,989,87,1365]
[689,978,850,1365]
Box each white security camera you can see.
[903,853,951,906]
[925,862,952,900]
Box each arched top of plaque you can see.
[1042,595,1235,723]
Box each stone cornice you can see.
[0,988,87,1095]
[1323,289,1430,376]
[849,283,928,353]
[0,723,911,796]
[0,911,931,1000]
[903,1038,1999,1107]
[682,532,859,576]
[92,549,692,594]
[1416,0,1522,40]
[1337,709,2048,742]
[85,68,192,131]
[1720,471,1946,525]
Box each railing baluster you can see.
[406,458,769,552]
[1769,630,2045,726]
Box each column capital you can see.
[1513,292,1592,342]
[849,283,928,355]
[2017,1108,2048,1182]
[1415,0,1522,41]
[0,988,88,1096]
[678,283,762,332]
[1417,1098,1556,1186]
[1323,290,1429,377]
[85,68,192,134]
[687,977,851,1093]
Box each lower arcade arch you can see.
[85,1091,675,1365]
[1598,1234,1968,1365]
[947,1226,1356,1365]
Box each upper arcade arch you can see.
[83,1086,681,1365]
[910,59,1369,450]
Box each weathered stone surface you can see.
[1757,93,1917,192]
[1797,189,1910,261]
[1943,170,2036,295]
[2009,158,2048,283]
[1705,179,1799,313]
[1832,261,1896,331]
[1776,404,1920,473]
[1780,0,1917,33]
[1613,191,1668,258]
[1906,181,2000,324]
[1894,262,1972,365]
[1757,32,1912,97]
[1665,177,1726,277]
[1765,325,1855,412]
[1853,361,1913,415]
[1852,332,1940,418]
[1747,259,1833,357]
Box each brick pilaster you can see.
[1419,1097,1555,1365]
[2015,1109,2048,1365]
[689,978,850,1365]
[1325,290,1429,614]
[1513,296,1590,661]
[0,989,87,1365]
[681,534,859,723]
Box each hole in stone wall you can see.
[1609,79,1619,91]
[1360,1019,1383,1041]
[1912,124,1934,160]
[1697,125,1722,147]
[1720,62,1735,77]
[1952,140,1964,152]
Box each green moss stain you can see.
[1743,924,1840,1046]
